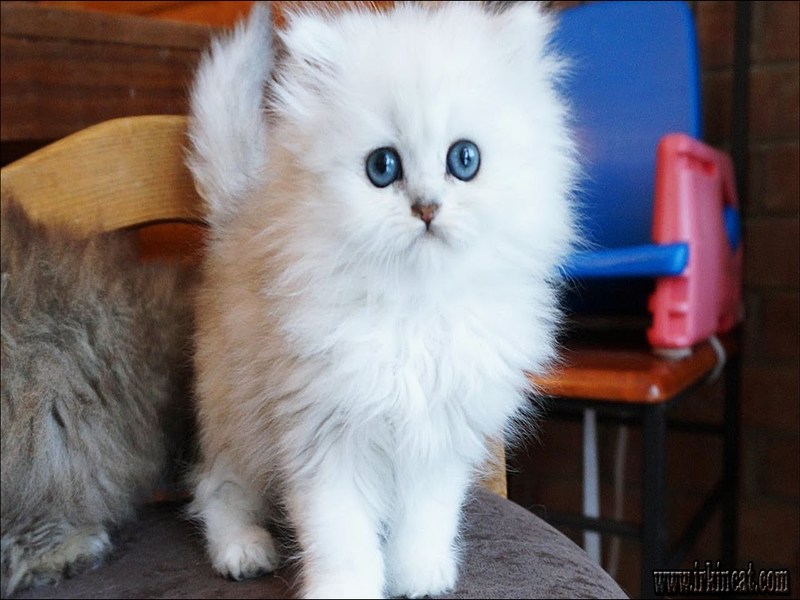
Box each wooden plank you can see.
[33,1,394,27]
[1,1,215,141]
[131,1,256,27]
[35,1,255,29]
[36,2,192,17]
[0,115,204,235]
[479,438,508,498]
[2,37,200,140]
[1,2,213,48]
[33,1,256,27]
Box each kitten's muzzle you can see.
[411,201,440,230]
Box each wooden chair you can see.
[2,115,627,599]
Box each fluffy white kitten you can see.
[187,2,577,598]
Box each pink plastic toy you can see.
[647,133,743,351]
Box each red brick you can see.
[742,291,764,362]
[520,418,584,480]
[749,143,800,215]
[523,476,584,515]
[602,538,639,598]
[669,494,724,560]
[743,218,800,287]
[741,363,800,431]
[741,433,764,498]
[507,419,583,503]
[510,445,582,490]
[764,435,800,499]
[598,424,726,493]
[675,376,727,423]
[536,417,584,453]
[760,291,800,360]
[696,1,736,69]
[748,65,800,141]
[703,71,734,145]
[667,431,723,492]
[738,499,799,571]
[753,1,800,63]
[513,464,643,523]
[598,479,642,524]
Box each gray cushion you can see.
[16,488,626,599]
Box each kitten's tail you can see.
[186,2,273,227]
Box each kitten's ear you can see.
[277,11,343,84]
[186,1,273,226]
[489,1,557,64]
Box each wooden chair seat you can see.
[530,331,737,403]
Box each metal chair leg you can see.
[722,351,741,568]
[641,403,668,599]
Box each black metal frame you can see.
[530,350,741,599]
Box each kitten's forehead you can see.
[276,1,555,172]
[340,5,500,89]
[325,5,509,143]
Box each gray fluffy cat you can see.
[0,199,193,598]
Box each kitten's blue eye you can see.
[366,147,402,188]
[447,140,480,182]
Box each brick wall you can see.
[510,1,799,595]
[738,0,800,590]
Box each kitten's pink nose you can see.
[411,202,439,228]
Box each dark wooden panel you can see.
[1,2,213,47]
[1,1,216,142]
[36,1,255,26]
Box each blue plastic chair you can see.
[555,0,701,281]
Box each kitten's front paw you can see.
[387,549,457,599]
[303,576,384,600]
[211,526,279,580]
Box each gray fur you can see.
[0,199,193,598]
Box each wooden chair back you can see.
[1,115,202,235]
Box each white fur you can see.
[187,2,272,227]
[187,2,578,598]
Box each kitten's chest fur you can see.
[290,270,535,453]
